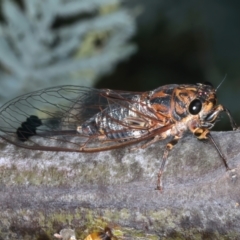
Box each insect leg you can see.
[207,132,230,170]
[194,128,230,170]
[156,135,181,191]
[139,135,164,149]
[129,134,167,151]
[222,107,238,130]
[207,105,238,130]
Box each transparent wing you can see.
[0,85,171,152]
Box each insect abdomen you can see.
[79,96,154,140]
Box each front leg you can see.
[156,135,181,191]
[204,104,238,130]
[223,107,238,130]
[194,127,230,170]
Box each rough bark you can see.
[0,131,240,239]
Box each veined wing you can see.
[0,85,171,152]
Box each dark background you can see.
[97,0,240,130]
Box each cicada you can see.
[0,83,238,190]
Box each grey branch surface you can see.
[0,131,240,239]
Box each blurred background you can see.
[0,0,240,130]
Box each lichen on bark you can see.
[0,130,240,239]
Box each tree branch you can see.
[0,131,240,239]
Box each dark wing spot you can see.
[16,115,42,142]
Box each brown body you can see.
[0,83,237,189]
[148,84,222,141]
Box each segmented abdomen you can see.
[79,95,157,140]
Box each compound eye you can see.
[189,99,202,115]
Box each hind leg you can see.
[156,135,181,191]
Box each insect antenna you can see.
[216,74,227,91]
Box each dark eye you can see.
[189,99,202,115]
